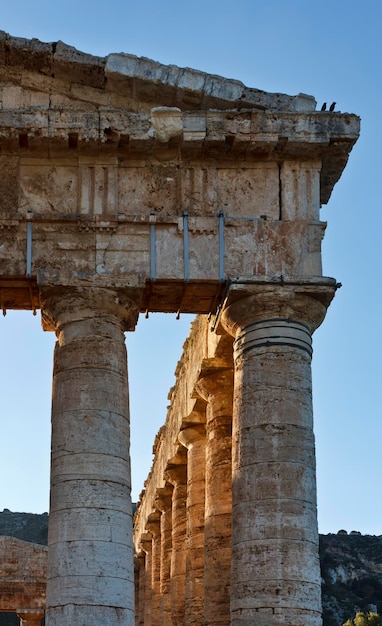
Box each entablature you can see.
[0,34,360,315]
[0,107,359,205]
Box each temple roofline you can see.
[0,31,317,112]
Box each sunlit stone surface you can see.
[0,31,359,625]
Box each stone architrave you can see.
[40,286,139,626]
[221,284,335,626]
[164,454,188,626]
[178,423,207,626]
[195,364,233,626]
[154,485,173,626]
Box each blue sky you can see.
[1,0,381,535]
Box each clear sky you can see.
[1,0,381,536]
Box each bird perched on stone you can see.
[321,102,327,111]
[329,102,336,111]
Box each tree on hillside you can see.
[343,612,382,626]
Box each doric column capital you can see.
[146,511,161,537]
[178,423,205,450]
[220,283,335,338]
[40,285,140,333]
[154,484,173,512]
[163,462,187,486]
[16,609,45,626]
[163,448,187,486]
[195,366,233,402]
[134,551,145,569]
[140,532,153,554]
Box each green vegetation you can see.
[344,612,382,626]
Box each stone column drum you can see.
[154,485,173,626]
[40,287,139,626]
[196,367,233,626]
[221,286,333,626]
[178,424,206,626]
[134,552,146,626]
[146,513,162,626]
[140,533,153,626]
[164,456,187,626]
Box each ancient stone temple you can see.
[0,32,359,625]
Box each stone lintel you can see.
[0,278,226,316]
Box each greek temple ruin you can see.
[0,32,359,625]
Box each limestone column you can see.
[164,453,187,626]
[146,512,161,626]
[178,424,206,626]
[17,610,45,626]
[195,366,233,626]
[140,532,153,626]
[154,485,173,626]
[134,552,145,626]
[221,285,334,626]
[40,286,139,626]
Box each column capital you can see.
[220,283,335,337]
[195,366,233,402]
[178,423,205,449]
[134,551,145,567]
[146,511,161,537]
[163,461,187,486]
[140,532,153,554]
[16,609,45,626]
[154,484,173,512]
[40,285,140,333]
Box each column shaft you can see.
[142,539,153,626]
[134,553,145,626]
[196,368,233,626]
[221,288,331,626]
[146,515,161,626]
[155,486,173,626]
[164,460,187,626]
[138,553,146,626]
[41,287,139,626]
[179,425,206,626]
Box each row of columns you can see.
[36,283,333,625]
[134,284,333,626]
[135,359,234,626]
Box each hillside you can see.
[320,532,382,625]
[1,510,381,625]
